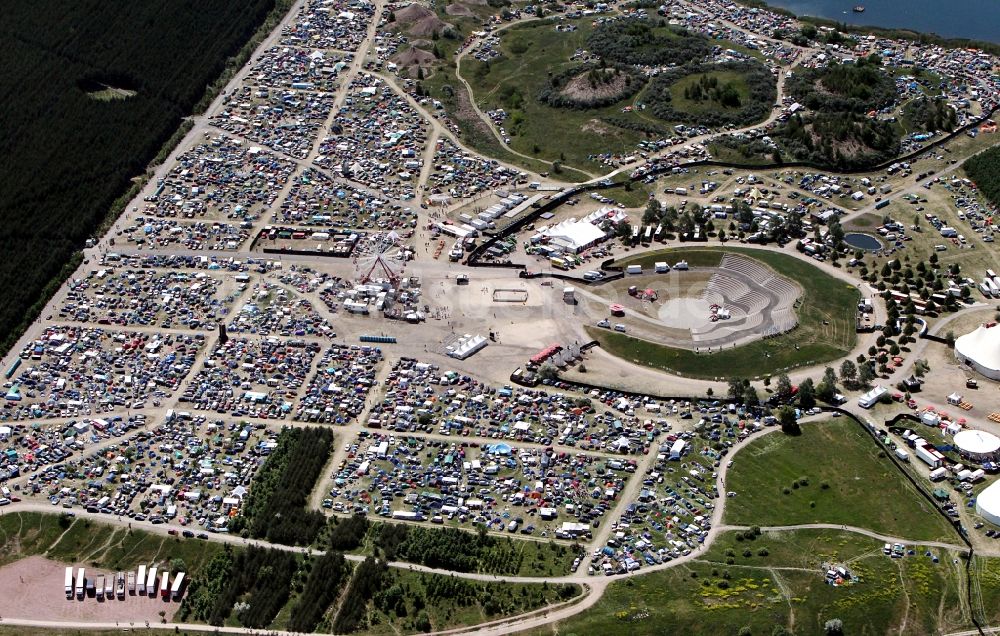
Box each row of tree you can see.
[332,556,389,633]
[180,544,297,628]
[375,524,525,575]
[328,513,371,551]
[230,426,333,546]
[287,551,351,633]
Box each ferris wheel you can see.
[354,231,405,285]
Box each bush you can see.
[588,19,711,66]
[787,59,897,113]
[646,61,776,127]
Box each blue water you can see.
[761,0,1000,43]
[844,232,883,251]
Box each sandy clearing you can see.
[0,556,180,624]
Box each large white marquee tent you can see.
[955,324,1000,380]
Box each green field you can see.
[667,71,750,115]
[589,247,859,379]
[459,18,657,173]
[529,529,973,636]
[0,511,223,572]
[360,568,579,635]
[724,420,959,542]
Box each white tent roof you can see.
[978,480,1000,525]
[956,324,1000,373]
[954,429,1000,455]
[540,219,605,251]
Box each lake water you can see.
[760,0,1000,43]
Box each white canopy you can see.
[956,324,1000,379]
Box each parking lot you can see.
[179,337,319,420]
[58,268,232,331]
[139,135,295,222]
[4,327,204,421]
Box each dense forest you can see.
[230,426,333,545]
[287,551,352,633]
[786,57,898,113]
[333,556,389,633]
[0,1,276,355]
[647,61,776,127]
[904,96,958,133]
[180,544,297,628]
[775,111,901,169]
[328,513,371,551]
[965,146,1000,207]
[375,523,569,575]
[587,19,711,67]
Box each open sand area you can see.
[0,556,179,624]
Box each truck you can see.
[137,565,147,595]
[146,567,159,597]
[96,574,106,601]
[65,567,74,598]
[159,570,170,599]
[116,571,126,599]
[171,572,186,601]
[127,571,136,595]
[104,574,114,599]
[75,568,86,599]
[894,448,909,462]
[626,264,642,275]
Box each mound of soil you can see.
[394,3,434,22]
[394,46,436,67]
[445,3,474,16]
[561,71,630,102]
[394,3,450,37]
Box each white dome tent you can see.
[955,323,1000,380]
[978,480,1000,526]
[954,429,1000,460]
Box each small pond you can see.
[844,232,882,251]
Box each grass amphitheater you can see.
[585,247,859,379]
[579,253,800,350]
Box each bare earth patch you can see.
[394,4,451,38]
[0,556,179,624]
[560,71,630,102]
[445,3,474,16]
[581,119,612,135]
